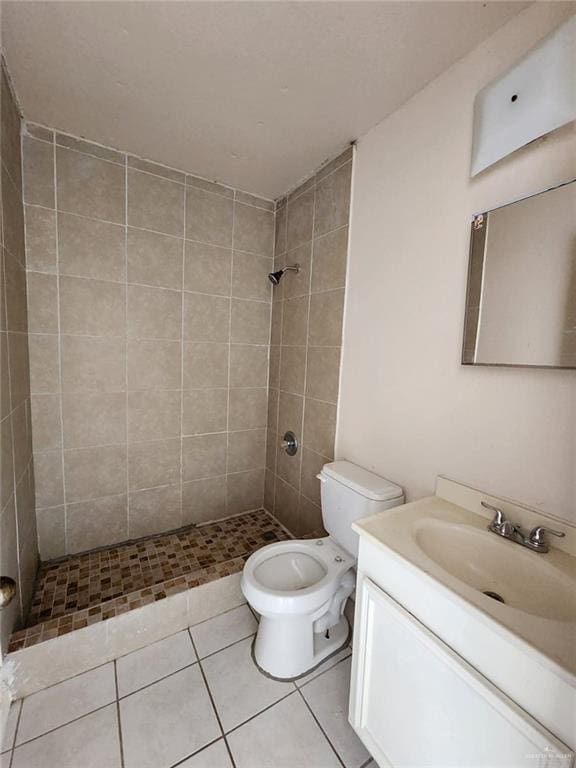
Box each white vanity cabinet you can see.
[349,574,574,768]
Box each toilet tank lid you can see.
[320,461,403,502]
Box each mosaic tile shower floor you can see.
[9,509,291,653]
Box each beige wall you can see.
[338,5,576,525]
[23,126,274,558]
[0,62,38,653]
[265,149,352,535]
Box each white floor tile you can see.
[301,657,369,768]
[12,704,121,768]
[201,636,294,732]
[0,751,11,768]
[178,739,233,767]
[1,699,21,752]
[16,663,116,745]
[120,664,220,768]
[295,644,352,688]
[227,692,341,768]
[116,629,197,697]
[190,605,257,659]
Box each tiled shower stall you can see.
[1,49,352,655]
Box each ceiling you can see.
[2,1,528,198]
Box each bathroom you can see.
[0,1,575,766]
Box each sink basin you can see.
[414,518,576,622]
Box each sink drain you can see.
[483,590,505,604]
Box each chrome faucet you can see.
[481,501,565,554]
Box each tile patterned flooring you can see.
[9,510,290,652]
[1,603,376,768]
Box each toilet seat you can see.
[242,537,354,616]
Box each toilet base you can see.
[251,614,350,682]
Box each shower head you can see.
[268,264,299,285]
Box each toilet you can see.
[242,460,404,679]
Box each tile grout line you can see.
[225,195,235,514]
[113,660,126,768]
[7,698,22,768]
[187,630,238,768]
[52,125,69,555]
[296,686,347,768]
[179,171,186,528]
[124,152,130,540]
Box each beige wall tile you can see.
[305,346,341,403]
[182,476,226,525]
[265,430,277,473]
[2,70,23,189]
[233,203,274,257]
[129,485,181,539]
[8,332,31,409]
[29,334,59,393]
[300,448,327,507]
[36,505,66,560]
[311,226,348,292]
[128,438,181,491]
[274,477,300,534]
[235,191,274,211]
[27,271,58,333]
[31,394,62,451]
[58,212,125,281]
[1,333,10,419]
[276,443,301,491]
[230,299,270,345]
[59,276,125,336]
[299,495,324,536]
[264,469,275,511]
[186,187,233,247]
[64,444,127,502]
[12,401,33,481]
[67,494,128,552]
[232,251,272,301]
[127,389,181,442]
[226,469,264,516]
[184,241,231,296]
[25,123,54,142]
[314,161,352,238]
[33,450,64,509]
[62,391,126,448]
[25,205,57,273]
[61,336,125,392]
[303,398,336,458]
[315,147,353,184]
[281,242,311,300]
[128,156,185,184]
[4,251,28,332]
[184,292,230,342]
[307,289,344,347]
[127,284,182,340]
[3,168,26,260]
[229,344,268,388]
[183,342,228,388]
[270,300,282,345]
[182,432,227,481]
[267,387,279,432]
[268,345,280,390]
[127,228,183,290]
[279,345,306,395]
[228,428,266,473]
[1,416,15,509]
[228,388,267,430]
[286,188,314,251]
[274,204,287,257]
[56,146,125,224]
[23,136,54,208]
[127,339,181,390]
[278,391,303,437]
[127,169,184,236]
[56,133,125,165]
[281,295,308,347]
[182,388,227,435]
[187,175,234,199]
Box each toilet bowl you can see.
[242,537,355,680]
[242,460,404,680]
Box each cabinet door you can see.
[349,577,573,768]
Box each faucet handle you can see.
[481,501,506,527]
[527,525,565,550]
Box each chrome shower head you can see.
[268,264,299,285]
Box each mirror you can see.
[462,180,576,368]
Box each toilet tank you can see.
[319,460,404,557]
